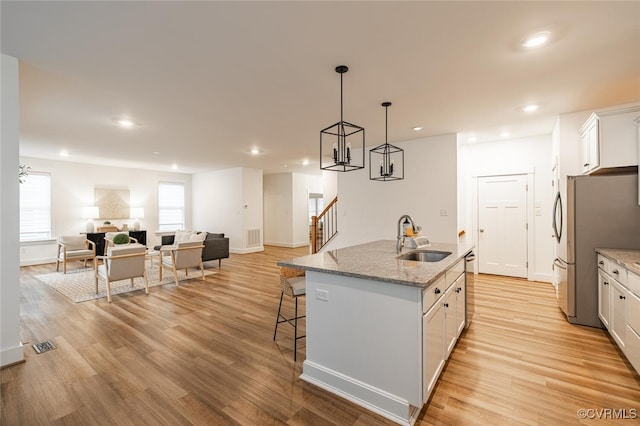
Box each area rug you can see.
[35,263,216,303]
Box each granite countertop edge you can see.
[596,248,640,276]
[278,240,475,288]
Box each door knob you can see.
[479,229,485,233]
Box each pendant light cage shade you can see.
[320,121,365,172]
[370,101,404,181]
[320,65,365,172]
[369,142,404,181]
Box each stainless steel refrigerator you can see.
[553,172,640,328]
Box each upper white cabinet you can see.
[636,115,640,205]
[579,114,599,174]
[578,105,640,175]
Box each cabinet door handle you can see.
[584,163,589,167]
[604,281,609,286]
[444,303,449,308]
[612,269,619,275]
[434,288,441,295]
[620,295,626,300]
[455,287,462,293]
[598,261,604,266]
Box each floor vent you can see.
[247,229,261,247]
[32,340,56,354]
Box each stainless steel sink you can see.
[397,250,452,262]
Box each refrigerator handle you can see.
[552,191,563,243]
[553,258,567,270]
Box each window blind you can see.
[20,172,52,241]
[158,182,185,231]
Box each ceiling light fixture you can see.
[370,102,404,182]
[500,132,511,138]
[250,148,261,155]
[301,159,310,166]
[412,126,423,131]
[522,104,539,113]
[320,65,365,172]
[117,119,135,127]
[59,150,69,157]
[467,137,477,143]
[522,31,551,48]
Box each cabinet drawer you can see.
[423,275,445,313]
[627,289,640,336]
[445,258,464,288]
[610,264,628,286]
[597,254,609,272]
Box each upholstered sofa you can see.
[154,232,229,267]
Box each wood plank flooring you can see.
[3,247,639,425]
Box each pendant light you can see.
[369,101,404,181]
[320,65,365,172]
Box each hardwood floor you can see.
[3,247,639,425]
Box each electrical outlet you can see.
[439,209,448,216]
[315,289,329,301]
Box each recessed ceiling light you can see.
[467,137,477,143]
[522,31,551,48]
[117,119,135,128]
[412,126,423,131]
[500,132,511,138]
[521,104,539,113]
[152,151,160,155]
[250,148,261,155]
[171,163,178,170]
[301,159,310,166]
[59,150,69,157]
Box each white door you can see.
[478,175,528,278]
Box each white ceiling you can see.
[2,1,640,175]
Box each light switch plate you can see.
[316,289,329,301]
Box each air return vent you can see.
[33,340,56,354]
[247,229,261,247]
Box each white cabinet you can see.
[444,284,457,357]
[598,268,611,329]
[597,251,640,374]
[422,299,445,403]
[422,259,467,403]
[635,115,640,204]
[455,276,466,335]
[578,106,640,175]
[580,114,599,174]
[610,279,628,351]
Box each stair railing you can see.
[311,196,338,253]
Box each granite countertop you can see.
[277,240,474,288]
[596,248,640,276]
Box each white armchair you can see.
[56,235,96,274]
[159,241,205,286]
[95,245,148,302]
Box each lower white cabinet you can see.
[423,300,445,403]
[598,269,611,329]
[444,284,458,357]
[454,276,466,335]
[597,251,640,376]
[610,279,628,351]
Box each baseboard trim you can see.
[0,344,24,368]
[300,360,419,426]
[264,241,310,248]
[230,246,264,254]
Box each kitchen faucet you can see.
[397,214,418,253]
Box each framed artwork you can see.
[95,187,130,219]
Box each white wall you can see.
[1,54,24,367]
[264,173,292,246]
[192,167,264,253]
[264,172,322,248]
[459,134,554,282]
[330,134,458,249]
[19,156,191,265]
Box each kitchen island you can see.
[278,240,474,425]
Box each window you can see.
[308,193,324,223]
[20,172,52,241]
[158,182,185,231]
